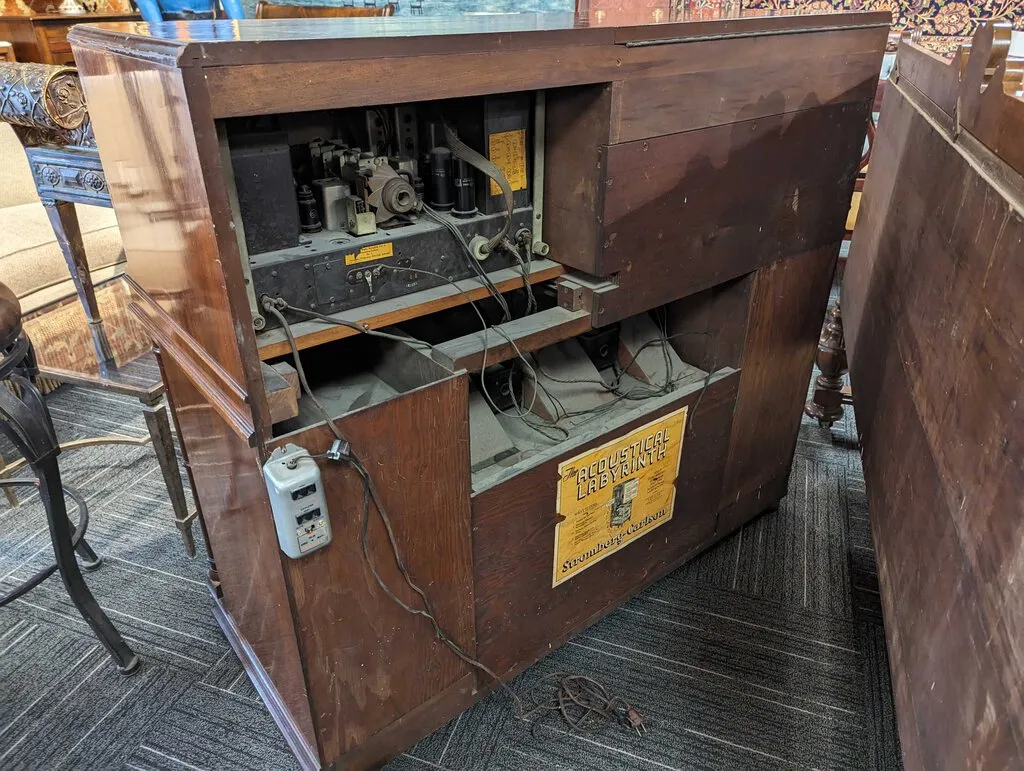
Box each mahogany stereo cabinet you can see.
[69,11,887,769]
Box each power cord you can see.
[525,672,648,737]
[261,298,657,740]
[260,294,524,713]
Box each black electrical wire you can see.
[420,204,512,322]
[270,301,437,353]
[524,672,646,737]
[261,296,524,712]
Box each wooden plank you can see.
[719,243,838,511]
[257,260,564,360]
[158,352,317,751]
[587,102,864,323]
[261,361,299,424]
[430,306,591,372]
[600,100,866,275]
[610,48,883,142]
[543,84,612,275]
[892,37,960,119]
[199,25,889,118]
[843,32,1024,767]
[271,376,476,762]
[473,370,739,677]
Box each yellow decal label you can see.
[488,129,528,197]
[552,406,688,587]
[344,242,394,266]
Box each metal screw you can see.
[310,303,317,309]
[329,296,336,302]
[304,263,311,270]
[271,270,278,277]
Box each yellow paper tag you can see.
[344,242,394,266]
[488,129,528,197]
[552,405,688,587]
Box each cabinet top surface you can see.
[68,9,889,66]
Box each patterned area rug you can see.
[0,333,903,770]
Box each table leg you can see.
[805,299,849,428]
[151,348,219,595]
[139,394,196,557]
[41,199,115,368]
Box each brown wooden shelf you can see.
[257,259,565,360]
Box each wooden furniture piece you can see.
[0,8,137,66]
[255,2,395,19]
[69,10,887,769]
[0,279,139,674]
[843,22,1024,769]
[0,40,13,61]
[805,75,885,427]
[0,61,199,556]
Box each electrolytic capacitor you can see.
[297,184,322,233]
[451,158,478,219]
[427,146,454,211]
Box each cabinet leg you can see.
[140,395,196,557]
[805,299,849,428]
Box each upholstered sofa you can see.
[0,122,124,314]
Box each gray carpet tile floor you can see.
[0,356,902,770]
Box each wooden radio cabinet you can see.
[70,10,887,769]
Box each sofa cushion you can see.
[0,200,124,305]
[0,123,37,209]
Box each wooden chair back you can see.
[255,2,394,19]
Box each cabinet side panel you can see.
[843,80,1024,769]
[72,49,251,403]
[158,351,315,749]
[268,377,476,762]
[719,243,838,514]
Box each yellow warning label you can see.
[344,242,394,266]
[488,129,528,197]
[552,406,688,587]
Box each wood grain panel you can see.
[544,84,612,275]
[193,24,888,118]
[586,103,863,324]
[843,58,1024,767]
[157,351,316,753]
[611,48,883,142]
[719,243,838,511]
[269,376,476,761]
[600,101,866,276]
[72,48,255,404]
[473,370,739,677]
[665,273,754,373]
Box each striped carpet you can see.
[0,360,902,770]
